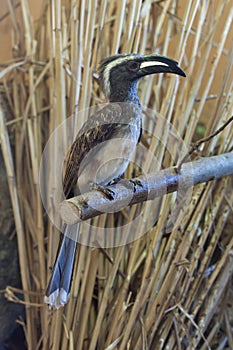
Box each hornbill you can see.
[44,53,186,308]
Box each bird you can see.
[44,53,186,308]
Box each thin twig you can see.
[191,115,233,152]
[178,116,233,167]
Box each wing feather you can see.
[62,103,141,198]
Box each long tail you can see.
[44,224,79,308]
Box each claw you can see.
[114,178,143,193]
[129,179,143,191]
[131,179,143,187]
[108,176,122,186]
[174,166,180,175]
[90,182,115,200]
[77,197,88,208]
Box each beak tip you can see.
[177,65,186,78]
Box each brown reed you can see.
[0,0,232,349]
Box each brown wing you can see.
[62,103,141,198]
[63,104,123,198]
[63,124,117,197]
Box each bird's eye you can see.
[127,61,140,71]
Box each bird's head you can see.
[99,53,186,102]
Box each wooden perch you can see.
[60,152,233,224]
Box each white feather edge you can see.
[44,289,70,309]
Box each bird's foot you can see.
[108,176,123,186]
[130,178,143,187]
[77,197,89,208]
[90,182,115,200]
[112,178,143,192]
[129,178,143,192]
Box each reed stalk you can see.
[0,0,232,349]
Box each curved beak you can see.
[139,54,186,78]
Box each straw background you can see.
[0,0,233,349]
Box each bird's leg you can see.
[90,182,115,200]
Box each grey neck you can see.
[108,81,141,106]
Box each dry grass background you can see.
[0,0,233,349]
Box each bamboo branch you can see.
[60,152,233,224]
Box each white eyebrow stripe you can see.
[140,61,169,69]
[103,55,137,98]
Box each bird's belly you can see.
[77,137,137,194]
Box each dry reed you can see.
[0,0,232,349]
